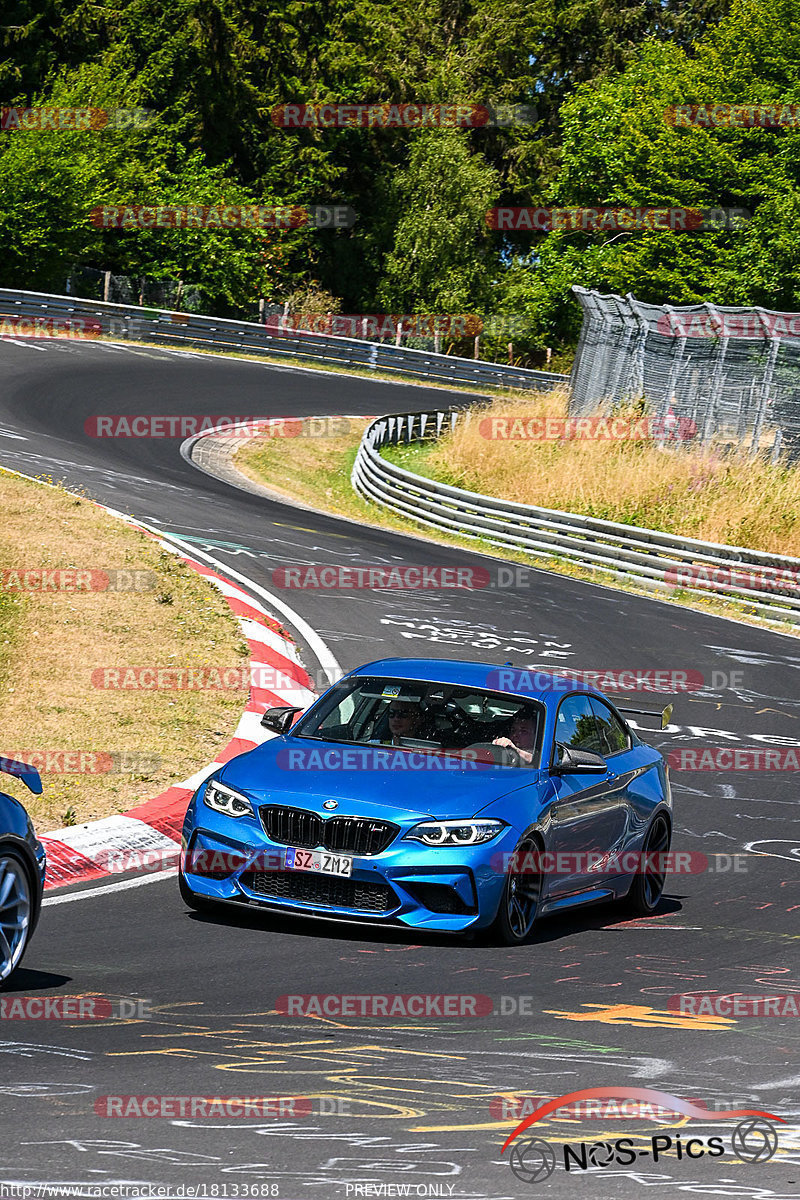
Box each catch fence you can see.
[570,287,800,461]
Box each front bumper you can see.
[181,797,519,933]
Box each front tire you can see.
[623,814,671,916]
[0,849,34,984]
[489,835,543,945]
[178,870,217,912]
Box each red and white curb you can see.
[39,530,317,891]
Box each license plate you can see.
[285,848,353,877]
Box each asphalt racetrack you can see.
[0,337,798,1198]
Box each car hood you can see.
[217,736,545,821]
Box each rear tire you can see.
[623,814,671,916]
[489,835,542,945]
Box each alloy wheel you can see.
[0,853,32,983]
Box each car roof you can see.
[347,657,605,705]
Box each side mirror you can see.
[260,706,303,734]
[552,742,607,774]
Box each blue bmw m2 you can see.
[179,658,673,944]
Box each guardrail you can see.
[352,408,800,624]
[0,288,569,391]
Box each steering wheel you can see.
[462,741,522,767]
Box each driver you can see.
[385,699,425,745]
[493,708,536,765]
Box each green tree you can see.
[377,131,500,313]
[521,0,800,325]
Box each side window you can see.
[554,695,604,756]
[590,699,631,755]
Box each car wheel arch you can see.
[0,836,42,924]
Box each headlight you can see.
[404,819,505,847]
[203,779,254,819]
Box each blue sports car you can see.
[0,757,46,982]
[179,659,673,944]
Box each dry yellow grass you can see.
[0,471,249,830]
[422,390,800,556]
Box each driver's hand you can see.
[493,736,532,765]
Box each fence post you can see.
[702,303,729,444]
[103,271,111,303]
[737,381,754,442]
[626,294,649,404]
[750,330,780,456]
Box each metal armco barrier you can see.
[352,409,800,624]
[0,289,568,391]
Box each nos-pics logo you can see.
[502,1088,783,1182]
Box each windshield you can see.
[291,675,544,768]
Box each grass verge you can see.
[401,390,800,556]
[0,470,250,830]
[233,417,799,639]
